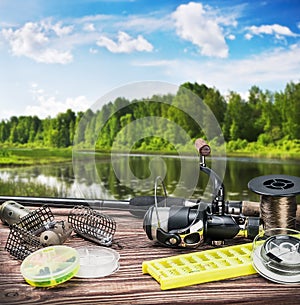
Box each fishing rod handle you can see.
[241,200,260,216]
[129,196,196,217]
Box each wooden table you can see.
[1,206,299,305]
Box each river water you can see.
[0,155,299,203]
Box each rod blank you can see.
[0,195,299,221]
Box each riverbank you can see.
[0,140,299,166]
[226,139,300,159]
[0,148,72,166]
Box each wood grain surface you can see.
[0,207,299,305]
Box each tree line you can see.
[0,81,299,152]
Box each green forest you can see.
[0,81,300,158]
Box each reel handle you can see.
[195,138,211,156]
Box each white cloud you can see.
[2,21,73,64]
[172,2,229,58]
[134,43,300,94]
[246,24,299,40]
[223,45,300,86]
[244,33,253,40]
[0,5,236,63]
[27,84,92,118]
[41,19,73,37]
[1,109,20,120]
[83,23,96,32]
[96,31,153,53]
[227,34,235,40]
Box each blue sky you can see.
[0,0,299,119]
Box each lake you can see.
[0,154,299,203]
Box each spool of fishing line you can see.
[248,175,300,230]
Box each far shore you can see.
[0,146,299,167]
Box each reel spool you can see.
[143,176,206,248]
[252,228,300,284]
[143,204,206,248]
[248,175,300,230]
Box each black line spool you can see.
[248,175,300,230]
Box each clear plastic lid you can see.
[75,246,120,278]
[252,228,300,284]
[20,245,80,287]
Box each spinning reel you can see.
[143,139,261,248]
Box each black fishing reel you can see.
[143,139,261,248]
[143,190,260,248]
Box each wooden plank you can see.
[0,207,299,305]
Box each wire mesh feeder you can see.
[68,206,116,246]
[5,205,54,260]
[18,205,54,232]
[5,225,42,260]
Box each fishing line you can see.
[260,195,297,230]
[248,175,300,230]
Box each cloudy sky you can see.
[0,0,299,119]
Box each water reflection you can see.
[0,155,299,202]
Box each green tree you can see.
[223,92,252,141]
[0,120,10,143]
[181,82,209,100]
[1,80,299,150]
[29,116,42,143]
[276,82,300,139]
[203,88,226,126]
[171,85,204,139]
[75,109,94,147]
[248,86,268,141]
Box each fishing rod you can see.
[0,194,261,218]
[4,195,298,217]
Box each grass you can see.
[226,139,300,159]
[0,148,72,166]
